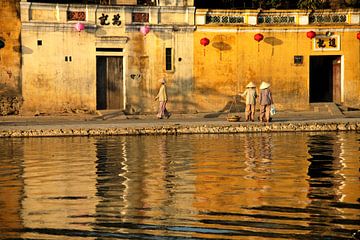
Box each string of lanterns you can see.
[74,22,360,42]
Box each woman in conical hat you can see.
[155,78,171,119]
[260,81,270,90]
[259,82,273,123]
[246,81,256,88]
[240,82,257,122]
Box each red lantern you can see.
[357,32,360,40]
[200,37,210,46]
[74,22,85,32]
[200,38,210,56]
[254,33,264,42]
[306,31,316,39]
[140,25,150,36]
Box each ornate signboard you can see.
[67,11,86,21]
[313,35,340,51]
[98,13,122,26]
[132,13,149,23]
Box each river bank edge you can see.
[1,119,360,137]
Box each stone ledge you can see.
[0,121,359,137]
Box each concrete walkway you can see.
[1,110,360,137]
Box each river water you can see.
[0,132,359,240]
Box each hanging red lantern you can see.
[357,32,360,40]
[306,31,316,39]
[140,25,150,36]
[254,33,264,42]
[200,37,210,46]
[74,22,85,32]
[200,38,210,56]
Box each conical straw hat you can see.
[246,81,256,88]
[260,82,270,90]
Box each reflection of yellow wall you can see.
[194,26,360,111]
[21,138,99,237]
[332,132,359,215]
[192,134,310,212]
[0,139,23,239]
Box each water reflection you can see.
[306,134,348,238]
[0,138,24,239]
[244,134,273,180]
[0,132,358,239]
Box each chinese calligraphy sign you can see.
[98,13,122,26]
[313,35,340,51]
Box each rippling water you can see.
[0,132,359,240]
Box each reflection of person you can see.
[240,81,257,122]
[259,82,273,123]
[155,79,171,119]
[259,134,272,160]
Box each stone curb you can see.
[1,121,359,137]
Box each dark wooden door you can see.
[332,57,341,104]
[96,56,123,110]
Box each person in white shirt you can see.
[240,81,257,122]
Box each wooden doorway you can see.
[332,57,341,104]
[309,55,341,103]
[96,56,124,110]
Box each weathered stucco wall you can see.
[21,27,96,113]
[19,3,359,114]
[126,28,195,114]
[0,0,22,115]
[20,3,195,114]
[194,25,360,112]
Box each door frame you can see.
[309,55,344,103]
[96,51,127,110]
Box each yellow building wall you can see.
[19,3,359,114]
[0,0,21,96]
[20,3,195,114]
[21,28,96,113]
[194,26,360,111]
[111,27,195,114]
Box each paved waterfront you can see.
[1,110,360,137]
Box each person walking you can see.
[155,78,171,119]
[240,81,257,122]
[259,81,273,123]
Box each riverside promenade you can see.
[1,110,360,137]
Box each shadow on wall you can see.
[20,46,33,54]
[264,37,283,56]
[127,76,247,116]
[264,37,283,46]
[170,78,246,116]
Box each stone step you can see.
[310,102,343,117]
